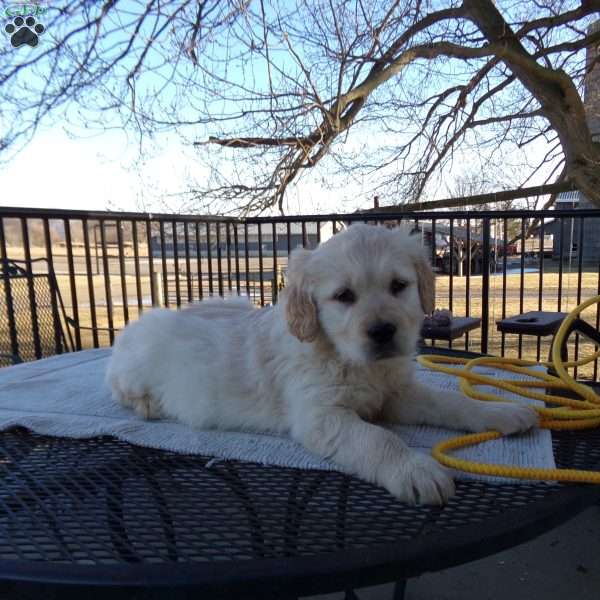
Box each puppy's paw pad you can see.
[387,453,455,506]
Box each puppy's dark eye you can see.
[334,288,356,304]
[390,279,408,296]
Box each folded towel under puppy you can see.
[0,349,556,483]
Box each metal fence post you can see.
[151,269,162,307]
[481,218,491,354]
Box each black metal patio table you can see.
[0,347,599,600]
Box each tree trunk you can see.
[464,0,600,208]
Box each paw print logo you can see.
[4,16,45,48]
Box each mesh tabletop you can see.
[0,425,599,597]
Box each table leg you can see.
[283,470,324,557]
[144,469,178,561]
[393,579,407,600]
[224,463,268,558]
[547,324,571,385]
[342,580,406,600]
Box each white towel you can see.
[0,349,556,484]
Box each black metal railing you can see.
[1,205,599,379]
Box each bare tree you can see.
[445,163,538,210]
[2,1,600,213]
[1,1,247,158]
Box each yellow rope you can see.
[418,295,600,484]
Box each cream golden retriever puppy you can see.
[106,224,537,505]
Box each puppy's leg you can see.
[382,381,538,435]
[291,405,455,505]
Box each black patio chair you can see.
[1,258,121,367]
[497,310,600,381]
[0,258,77,366]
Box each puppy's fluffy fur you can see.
[107,224,537,504]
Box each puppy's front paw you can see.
[470,402,539,435]
[386,452,455,505]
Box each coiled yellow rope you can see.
[418,295,600,484]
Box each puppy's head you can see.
[283,223,434,364]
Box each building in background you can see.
[150,221,335,258]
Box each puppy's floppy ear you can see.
[284,247,320,342]
[403,229,435,314]
[413,252,435,314]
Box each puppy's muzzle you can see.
[367,321,398,359]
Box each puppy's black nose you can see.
[367,321,397,345]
